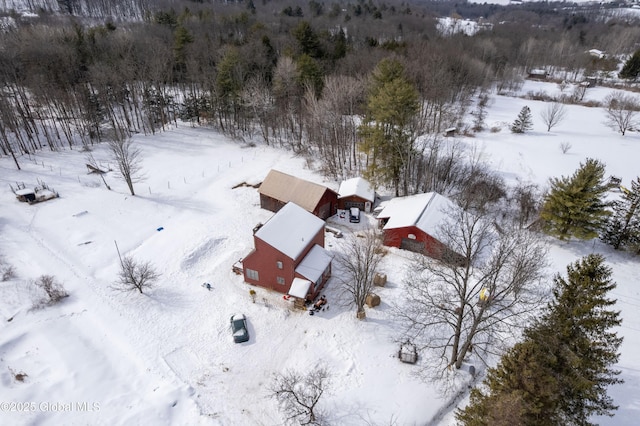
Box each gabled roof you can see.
[338,177,375,202]
[377,192,456,236]
[295,244,332,283]
[259,169,337,213]
[255,202,325,260]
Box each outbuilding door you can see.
[344,200,365,211]
[400,238,425,254]
[317,202,332,219]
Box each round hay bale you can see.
[365,293,381,308]
[373,272,387,287]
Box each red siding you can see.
[260,191,337,220]
[336,195,369,210]
[242,227,326,296]
[312,189,338,219]
[259,194,286,214]
[383,226,448,260]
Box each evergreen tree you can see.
[547,254,623,424]
[540,158,610,240]
[359,58,419,196]
[295,54,324,96]
[457,254,623,426]
[291,21,323,59]
[619,50,640,80]
[511,106,533,133]
[601,177,640,253]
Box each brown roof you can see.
[259,170,336,213]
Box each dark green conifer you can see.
[457,254,623,426]
[601,177,640,253]
[510,106,533,133]
[540,158,610,240]
[619,50,640,80]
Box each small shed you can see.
[444,127,457,137]
[527,69,548,80]
[337,177,376,213]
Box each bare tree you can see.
[507,182,543,229]
[572,83,588,103]
[32,275,69,309]
[334,229,384,319]
[85,152,111,190]
[396,207,548,376]
[114,255,160,294]
[604,92,640,136]
[109,138,143,195]
[270,365,331,425]
[540,102,567,132]
[0,254,16,281]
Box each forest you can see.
[1,0,639,190]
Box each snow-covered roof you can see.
[528,68,547,75]
[255,202,325,260]
[288,277,312,299]
[295,244,332,283]
[259,169,336,213]
[377,192,456,235]
[15,188,34,195]
[338,177,375,202]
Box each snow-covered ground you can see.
[1,79,639,425]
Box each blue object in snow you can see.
[157,227,164,231]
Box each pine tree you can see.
[359,58,419,196]
[456,326,564,425]
[540,158,610,240]
[547,254,623,423]
[510,106,533,133]
[601,177,640,253]
[619,50,640,80]
[457,254,623,426]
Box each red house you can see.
[337,177,376,213]
[377,192,463,262]
[258,169,338,220]
[242,202,332,300]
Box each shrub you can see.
[32,275,69,309]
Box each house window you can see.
[246,268,259,281]
[276,276,285,285]
[276,261,283,269]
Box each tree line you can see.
[1,0,639,183]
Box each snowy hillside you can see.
[1,79,639,425]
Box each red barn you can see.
[377,192,463,262]
[337,177,376,213]
[242,202,332,300]
[258,169,338,220]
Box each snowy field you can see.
[1,79,640,425]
